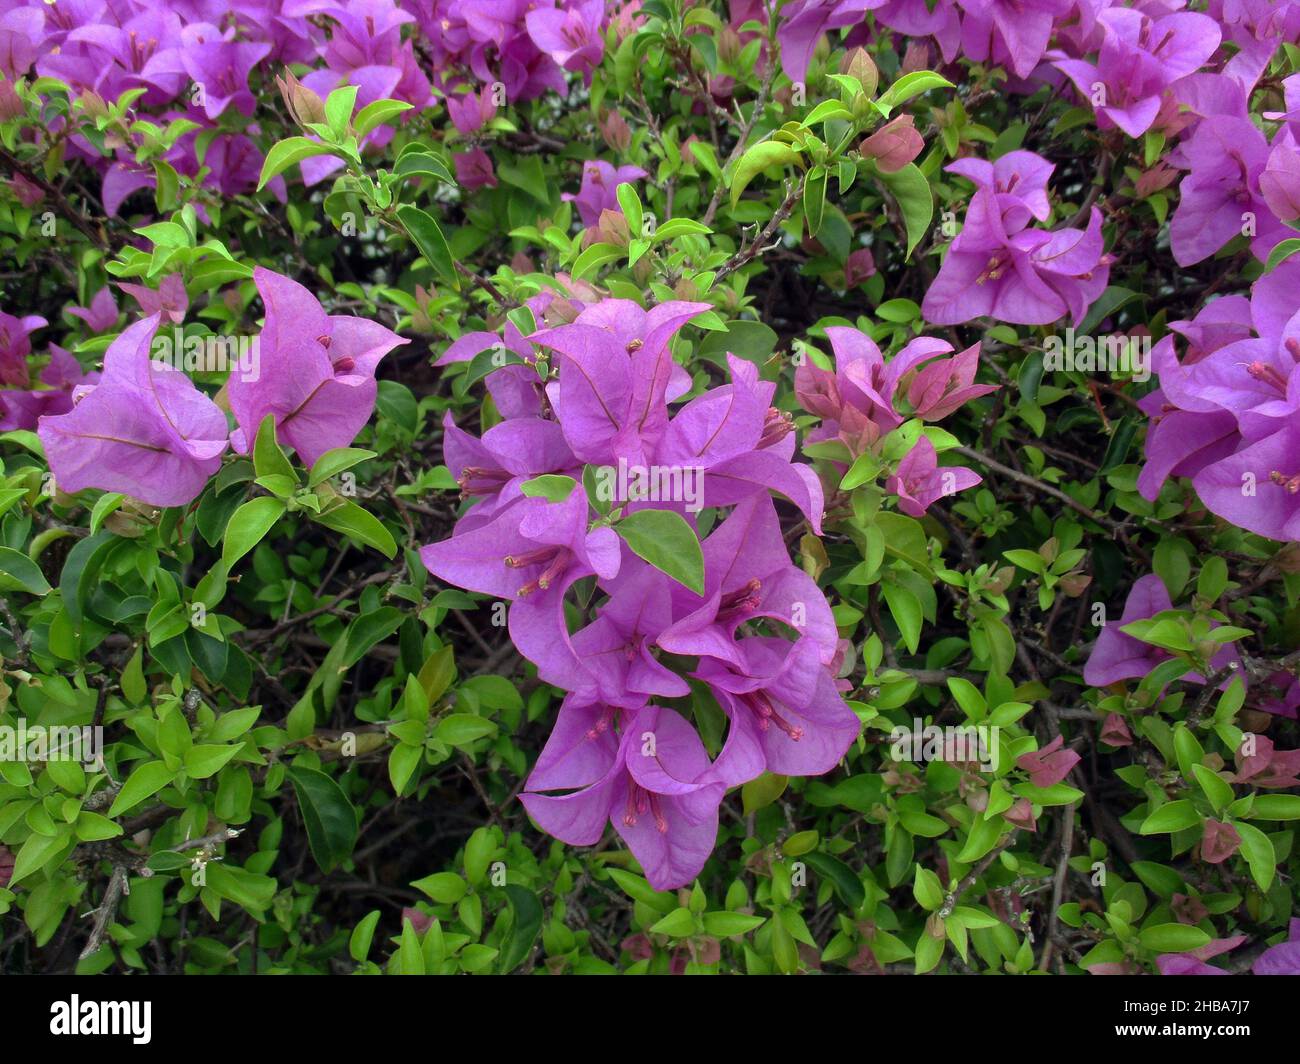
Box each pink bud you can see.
[1201,819,1241,865]
[861,115,924,174]
[844,247,876,287]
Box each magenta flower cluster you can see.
[773,1,1300,324]
[420,295,863,889]
[1137,260,1300,544]
[795,325,993,515]
[32,268,406,506]
[0,0,612,210]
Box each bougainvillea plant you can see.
[0,0,1298,979]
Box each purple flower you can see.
[696,636,860,782]
[776,0,877,84]
[453,147,498,189]
[529,298,710,465]
[227,268,408,466]
[657,493,839,669]
[923,189,1111,327]
[955,0,1072,80]
[563,160,649,229]
[570,561,693,708]
[1259,139,1300,222]
[1253,919,1300,976]
[37,315,228,507]
[441,411,576,527]
[1015,735,1081,788]
[860,115,924,173]
[902,343,998,421]
[0,345,98,431]
[445,88,497,136]
[1156,934,1247,975]
[1052,9,1221,139]
[1082,574,1242,688]
[0,310,47,387]
[519,702,727,890]
[886,436,982,517]
[945,150,1054,233]
[118,275,188,325]
[67,287,119,333]
[419,489,622,690]
[1168,114,1288,267]
[1200,818,1241,864]
[525,0,605,82]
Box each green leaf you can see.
[801,851,866,908]
[222,496,286,567]
[324,84,359,137]
[1139,799,1202,835]
[882,581,923,654]
[342,607,405,667]
[702,911,766,936]
[107,761,177,818]
[1191,764,1234,813]
[649,907,697,937]
[75,811,124,842]
[88,492,126,535]
[913,866,943,910]
[878,163,932,259]
[571,241,624,280]
[498,886,543,972]
[615,509,704,594]
[0,546,51,595]
[184,744,240,780]
[730,141,801,209]
[519,474,577,502]
[392,151,456,185]
[877,71,955,113]
[615,183,643,236]
[354,99,413,137]
[350,910,382,961]
[1233,821,1276,891]
[803,165,827,236]
[312,501,397,558]
[1265,236,1300,273]
[1139,923,1211,954]
[252,414,296,483]
[414,871,467,903]
[395,203,459,289]
[287,764,358,873]
[8,828,72,886]
[257,136,336,190]
[435,713,498,747]
[308,448,377,488]
[1248,794,1300,820]
[741,772,788,814]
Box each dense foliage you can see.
[1,0,1299,976]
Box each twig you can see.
[79,866,129,961]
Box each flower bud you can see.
[718,27,742,65]
[860,115,924,173]
[276,69,326,128]
[601,108,632,153]
[0,79,23,121]
[844,247,876,287]
[841,47,878,98]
